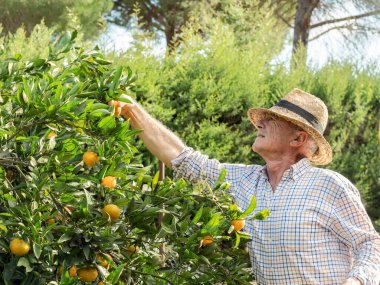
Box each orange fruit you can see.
[48,132,56,139]
[96,253,112,268]
[112,101,122,117]
[83,151,99,167]
[47,218,55,225]
[98,282,104,285]
[10,238,30,256]
[231,219,245,232]
[101,176,116,189]
[77,267,98,282]
[58,265,77,277]
[102,204,121,221]
[115,106,122,117]
[69,265,77,277]
[201,235,213,246]
[126,244,140,256]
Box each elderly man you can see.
[113,88,380,285]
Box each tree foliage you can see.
[261,0,380,59]
[0,31,271,284]
[0,0,113,39]
[109,0,195,48]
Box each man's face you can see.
[252,115,299,159]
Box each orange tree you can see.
[0,32,269,284]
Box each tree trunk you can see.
[165,24,176,52]
[292,0,320,59]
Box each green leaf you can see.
[89,103,110,111]
[234,232,241,249]
[89,109,110,118]
[161,221,174,234]
[84,189,93,206]
[204,213,221,232]
[191,206,203,224]
[58,233,72,243]
[111,66,123,95]
[83,245,90,259]
[151,171,159,191]
[17,257,33,273]
[33,243,42,259]
[253,209,271,220]
[238,196,257,219]
[98,116,116,129]
[108,264,124,284]
[213,168,226,190]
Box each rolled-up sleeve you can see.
[329,181,380,285]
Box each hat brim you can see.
[247,108,332,165]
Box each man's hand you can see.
[107,94,185,167]
[341,277,362,285]
[108,94,136,119]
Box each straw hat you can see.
[247,88,332,165]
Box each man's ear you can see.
[290,131,308,147]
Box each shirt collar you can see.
[259,158,312,181]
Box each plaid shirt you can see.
[172,147,380,285]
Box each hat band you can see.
[276,100,323,133]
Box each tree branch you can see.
[132,269,176,285]
[275,9,293,28]
[309,23,354,41]
[0,158,29,166]
[310,9,380,29]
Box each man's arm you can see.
[112,95,185,168]
[329,180,380,285]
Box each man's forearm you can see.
[122,101,185,168]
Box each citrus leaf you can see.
[98,116,116,129]
[17,257,33,273]
[151,171,159,191]
[253,209,271,220]
[58,233,72,243]
[191,206,203,224]
[33,243,42,259]
[238,196,257,219]
[213,168,226,190]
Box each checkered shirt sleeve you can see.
[171,147,380,285]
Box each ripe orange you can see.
[126,244,140,256]
[98,282,104,285]
[58,265,77,277]
[101,176,116,189]
[231,219,246,232]
[201,235,213,246]
[48,132,56,139]
[77,267,98,282]
[83,151,100,167]
[47,218,55,225]
[110,100,122,118]
[102,204,121,221]
[96,253,112,268]
[9,238,30,256]
[115,106,122,117]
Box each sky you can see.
[99,21,380,70]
